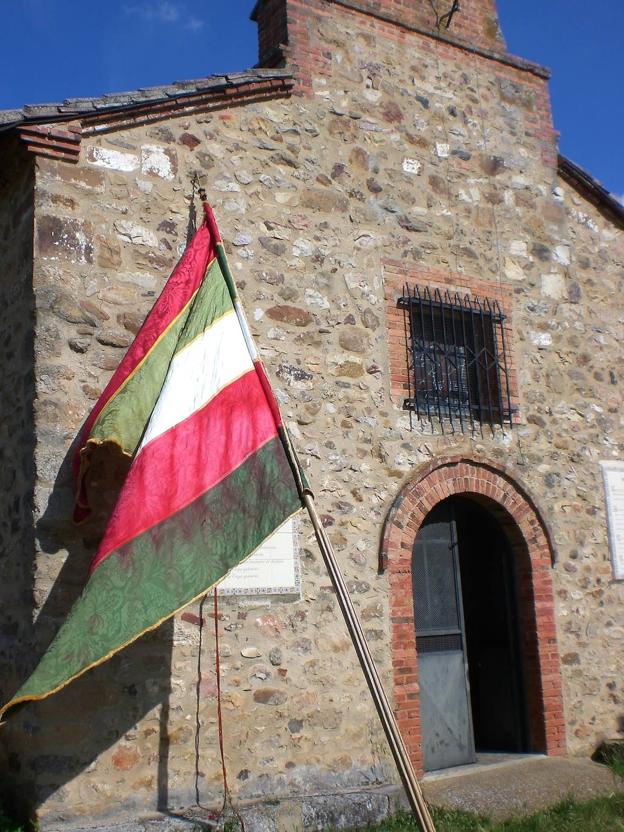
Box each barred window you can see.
[399,286,513,431]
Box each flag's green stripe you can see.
[216,241,239,302]
[89,313,188,454]
[172,259,231,355]
[280,425,311,496]
[11,438,301,704]
[90,260,231,455]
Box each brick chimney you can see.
[251,0,289,68]
[251,0,506,68]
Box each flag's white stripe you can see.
[139,310,254,451]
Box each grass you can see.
[3,795,624,832]
[611,758,624,782]
[599,742,624,782]
[0,806,25,832]
[349,795,624,831]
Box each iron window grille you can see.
[398,285,514,431]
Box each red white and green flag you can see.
[0,204,307,720]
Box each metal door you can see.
[412,502,475,771]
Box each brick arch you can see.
[379,456,565,775]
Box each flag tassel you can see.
[303,492,437,832]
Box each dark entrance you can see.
[412,496,527,772]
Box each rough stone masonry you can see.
[0,0,623,829]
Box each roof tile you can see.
[22,104,63,117]
[0,68,292,133]
[0,109,24,124]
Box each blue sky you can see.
[2,1,622,198]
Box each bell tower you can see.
[251,0,507,69]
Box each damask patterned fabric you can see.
[0,204,305,721]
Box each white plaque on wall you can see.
[600,461,624,581]
[217,517,300,597]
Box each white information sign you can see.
[218,517,300,597]
[600,461,624,581]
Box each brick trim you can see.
[252,0,551,79]
[380,456,566,774]
[18,122,81,164]
[383,260,521,426]
[79,78,294,135]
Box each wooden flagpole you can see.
[191,185,435,829]
[303,493,437,832]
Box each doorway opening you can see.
[413,496,529,772]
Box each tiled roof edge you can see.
[558,155,624,228]
[0,69,293,134]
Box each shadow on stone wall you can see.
[0,143,181,825]
[3,430,176,825]
[3,435,173,819]
[0,144,37,821]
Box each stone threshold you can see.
[423,752,547,782]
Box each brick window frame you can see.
[379,456,566,775]
[384,261,521,426]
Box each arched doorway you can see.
[380,457,566,775]
[414,496,527,771]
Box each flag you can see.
[1,204,307,720]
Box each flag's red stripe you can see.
[203,202,222,244]
[91,370,278,572]
[254,360,284,429]
[73,221,217,477]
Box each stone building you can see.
[1,0,623,828]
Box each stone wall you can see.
[0,139,36,799]
[550,174,624,751]
[1,0,624,828]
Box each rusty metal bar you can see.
[399,287,511,434]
